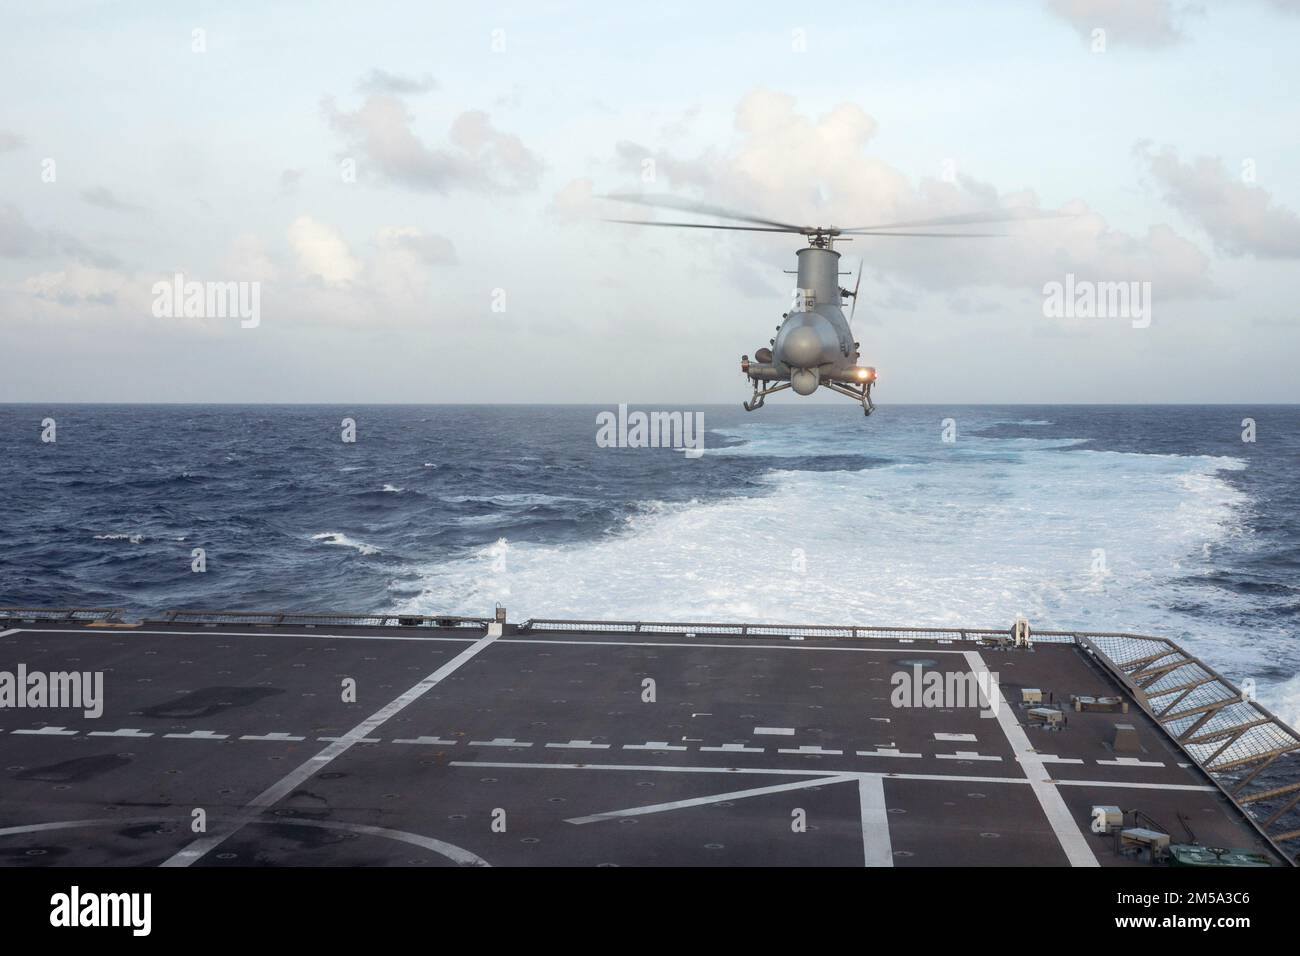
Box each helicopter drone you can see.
[605,194,1055,416]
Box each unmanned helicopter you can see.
[605,194,1057,415]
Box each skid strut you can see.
[824,379,876,416]
[743,379,792,411]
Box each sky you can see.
[1,0,1299,404]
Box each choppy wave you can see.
[311,532,380,555]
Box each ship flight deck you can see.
[0,610,1296,867]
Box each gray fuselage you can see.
[772,247,857,394]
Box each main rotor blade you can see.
[605,218,799,234]
[600,193,806,231]
[849,230,1005,238]
[842,209,1070,232]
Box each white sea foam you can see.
[94,533,144,544]
[1273,674,1300,731]
[382,484,403,493]
[312,532,380,555]
[396,419,1299,712]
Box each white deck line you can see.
[1054,779,1216,792]
[566,775,850,824]
[856,749,922,758]
[12,726,77,736]
[450,760,1213,793]
[858,775,893,867]
[451,760,1027,785]
[393,736,457,745]
[161,629,500,867]
[935,752,1002,762]
[962,650,1098,867]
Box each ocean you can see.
[2,403,1297,724]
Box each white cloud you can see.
[1045,0,1190,47]
[221,234,280,281]
[323,84,543,193]
[82,186,146,215]
[357,68,437,95]
[19,264,133,307]
[598,90,1214,299]
[367,226,456,305]
[0,203,117,267]
[1144,148,1300,258]
[547,177,600,222]
[287,216,361,284]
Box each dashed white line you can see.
[164,731,228,740]
[623,742,687,751]
[936,751,1002,762]
[856,748,921,759]
[778,745,843,756]
[13,726,76,736]
[469,737,532,748]
[392,736,457,745]
[701,743,764,753]
[545,740,610,750]
[754,727,795,736]
[88,728,153,738]
[240,733,306,742]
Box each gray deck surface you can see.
[0,621,1284,867]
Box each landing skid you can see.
[742,380,791,411]
[823,380,876,416]
[745,379,874,415]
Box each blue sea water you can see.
[2,403,1298,722]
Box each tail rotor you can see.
[849,259,863,325]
